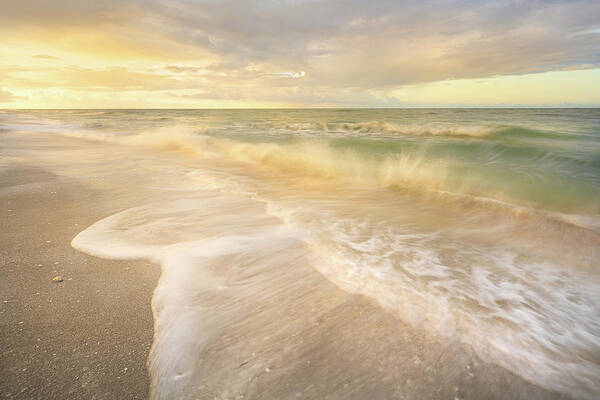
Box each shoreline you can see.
[0,129,576,399]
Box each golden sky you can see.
[1,0,599,108]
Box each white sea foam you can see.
[69,162,600,399]
[72,195,307,399]
[263,199,600,399]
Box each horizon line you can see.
[2,106,600,111]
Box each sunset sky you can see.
[1,0,599,108]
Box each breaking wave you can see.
[60,125,600,216]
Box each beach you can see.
[0,153,569,400]
[0,162,158,399]
[3,0,600,397]
[1,109,598,399]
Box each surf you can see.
[3,108,599,399]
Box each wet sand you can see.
[0,164,159,399]
[0,131,574,399]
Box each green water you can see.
[7,108,599,215]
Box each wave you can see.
[39,117,598,399]
[57,125,600,217]
[59,125,448,184]
[256,120,501,137]
[251,120,568,140]
[9,110,599,398]
[68,155,600,400]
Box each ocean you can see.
[2,108,599,399]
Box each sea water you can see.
[2,109,599,399]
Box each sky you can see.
[1,0,599,108]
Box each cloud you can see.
[32,54,62,60]
[1,0,599,106]
[0,0,140,27]
[0,89,16,103]
[2,65,207,91]
[149,0,600,88]
[163,65,205,74]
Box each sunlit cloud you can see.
[0,89,17,103]
[1,0,599,107]
[32,54,62,61]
